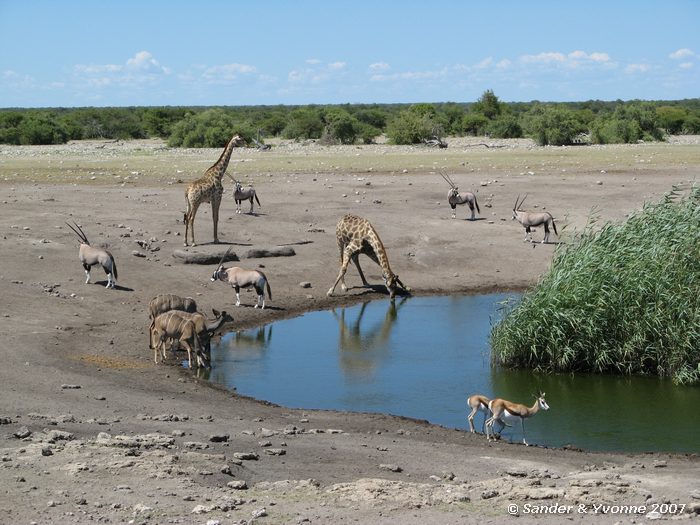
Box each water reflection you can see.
[333,297,408,378]
[206,295,700,453]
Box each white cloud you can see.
[521,52,566,64]
[370,68,447,82]
[625,63,650,74]
[679,62,694,69]
[328,61,346,71]
[73,51,170,85]
[126,51,170,74]
[669,48,694,60]
[495,59,511,69]
[369,62,389,71]
[474,57,493,69]
[202,63,256,82]
[305,58,321,65]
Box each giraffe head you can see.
[384,273,410,299]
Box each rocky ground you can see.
[0,138,699,524]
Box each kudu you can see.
[66,221,118,289]
[211,247,271,308]
[511,194,558,243]
[441,172,480,220]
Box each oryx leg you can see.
[233,285,241,306]
[254,284,264,309]
[83,263,91,284]
[468,203,475,221]
[451,205,456,219]
[235,199,241,214]
[249,197,254,214]
[524,226,533,243]
[543,223,550,244]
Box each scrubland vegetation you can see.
[2,91,699,147]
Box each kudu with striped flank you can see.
[441,172,480,220]
[211,247,271,309]
[485,392,550,446]
[148,293,198,322]
[66,221,118,289]
[149,307,232,364]
[150,310,207,369]
[511,194,558,243]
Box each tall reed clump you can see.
[490,186,700,385]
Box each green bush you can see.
[320,108,359,144]
[18,113,68,144]
[282,108,324,140]
[168,109,254,147]
[486,115,523,139]
[490,187,700,385]
[461,113,489,136]
[385,110,434,144]
[524,105,585,145]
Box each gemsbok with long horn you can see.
[211,247,271,308]
[228,175,261,214]
[511,194,558,243]
[485,392,550,446]
[65,221,118,289]
[150,310,207,369]
[441,172,480,220]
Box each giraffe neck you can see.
[367,234,394,279]
[207,134,240,181]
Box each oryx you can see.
[511,194,558,244]
[65,221,118,288]
[227,175,261,214]
[211,247,271,308]
[441,172,480,220]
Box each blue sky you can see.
[1,1,698,108]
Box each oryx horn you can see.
[66,220,89,244]
[440,171,456,189]
[216,245,234,268]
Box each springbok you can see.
[211,247,271,308]
[151,310,207,369]
[512,194,557,243]
[441,172,480,220]
[228,176,261,214]
[485,392,550,446]
[467,394,491,433]
[66,221,118,289]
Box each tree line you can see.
[1,91,699,147]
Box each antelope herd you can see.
[67,133,557,444]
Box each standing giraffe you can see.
[183,133,245,246]
[327,214,410,299]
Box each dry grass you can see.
[1,136,699,186]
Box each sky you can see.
[1,1,698,108]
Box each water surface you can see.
[206,295,700,453]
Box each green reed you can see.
[490,186,700,385]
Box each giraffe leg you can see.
[351,254,370,286]
[327,249,354,296]
[185,201,201,247]
[211,195,221,244]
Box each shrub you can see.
[490,187,700,385]
[486,115,523,139]
[385,110,434,144]
[168,109,253,147]
[523,105,584,145]
[282,108,324,140]
[18,113,68,144]
[461,113,489,136]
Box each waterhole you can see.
[204,294,699,453]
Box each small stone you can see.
[227,480,248,490]
[233,452,259,461]
[61,384,81,389]
[209,433,229,443]
[14,426,31,439]
[41,447,53,457]
[379,464,402,473]
[265,448,286,456]
[132,250,146,258]
[299,281,311,288]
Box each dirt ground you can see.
[1,137,699,524]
